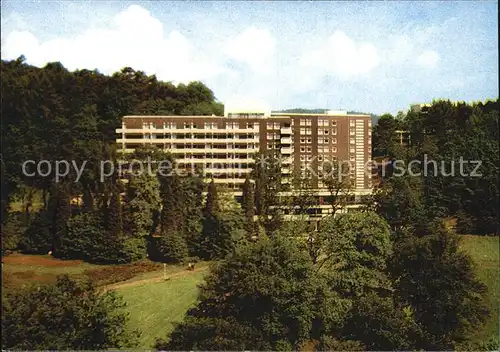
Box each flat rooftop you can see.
[123,112,371,118]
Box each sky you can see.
[1,0,498,115]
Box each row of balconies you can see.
[118,127,259,134]
[117,137,260,144]
[119,147,259,154]
[118,126,294,134]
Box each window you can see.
[350,148,355,153]
[350,138,356,144]
[350,128,356,136]
[332,138,337,144]
[306,146,312,152]
[204,122,218,130]
[332,121,337,126]
[300,137,305,143]
[300,127,312,135]
[143,122,156,129]
[300,147,305,152]
[164,122,176,129]
[332,147,337,153]
[332,129,337,135]
[307,138,312,144]
[350,120,356,127]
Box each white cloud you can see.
[1,11,29,32]
[385,34,415,64]
[1,5,226,83]
[299,30,380,79]
[223,26,276,72]
[416,50,440,68]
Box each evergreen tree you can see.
[58,211,106,262]
[201,182,245,259]
[20,210,53,254]
[124,173,161,238]
[252,153,284,236]
[153,230,188,263]
[153,173,188,263]
[204,180,219,216]
[106,186,123,238]
[182,171,204,256]
[241,176,256,237]
[49,183,71,255]
[159,173,184,234]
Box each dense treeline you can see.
[1,57,223,260]
[156,212,494,350]
[1,56,222,218]
[372,100,499,235]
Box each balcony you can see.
[280,127,292,135]
[280,147,293,155]
[280,137,292,144]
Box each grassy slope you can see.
[459,235,499,342]
[116,270,206,348]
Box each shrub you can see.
[1,275,140,349]
[19,211,53,254]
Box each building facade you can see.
[116,109,373,200]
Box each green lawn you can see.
[459,235,499,343]
[116,270,206,348]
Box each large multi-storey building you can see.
[116,107,373,214]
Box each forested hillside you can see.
[1,57,225,262]
[1,57,223,220]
